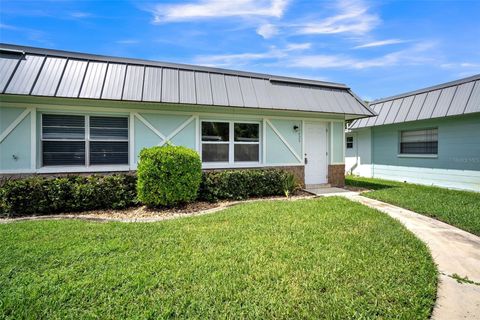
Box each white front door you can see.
[304,122,328,185]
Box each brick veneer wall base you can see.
[328,164,345,187]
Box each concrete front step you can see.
[305,183,331,189]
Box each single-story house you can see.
[346,74,480,192]
[0,43,375,187]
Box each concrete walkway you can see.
[343,194,480,320]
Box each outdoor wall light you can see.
[293,125,299,132]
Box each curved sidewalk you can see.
[345,194,480,320]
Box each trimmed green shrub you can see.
[137,145,202,207]
[199,169,298,202]
[0,174,137,217]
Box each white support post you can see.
[301,120,305,164]
[129,112,135,168]
[262,118,267,164]
[195,115,200,153]
[30,108,36,171]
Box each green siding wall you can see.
[265,119,302,164]
[1,96,348,173]
[140,113,191,137]
[372,113,480,171]
[266,126,298,164]
[133,113,196,164]
[170,120,196,150]
[0,107,31,171]
[331,122,344,164]
[134,117,162,163]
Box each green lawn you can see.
[0,197,437,319]
[346,175,480,236]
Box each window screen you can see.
[41,114,128,166]
[234,123,259,162]
[201,122,229,162]
[89,116,128,165]
[42,114,86,166]
[400,128,438,155]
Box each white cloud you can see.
[116,39,140,45]
[0,23,17,30]
[290,42,437,69]
[70,11,91,19]
[0,23,52,45]
[257,23,278,39]
[194,42,437,70]
[440,62,480,69]
[194,42,311,67]
[354,39,408,49]
[285,42,311,51]
[296,0,380,35]
[152,0,289,23]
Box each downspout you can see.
[371,127,374,178]
[355,131,359,173]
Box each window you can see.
[346,136,353,149]
[201,121,260,164]
[42,114,128,167]
[201,122,229,162]
[89,116,128,165]
[400,128,438,155]
[234,123,259,162]
[42,114,86,166]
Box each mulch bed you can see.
[1,190,316,223]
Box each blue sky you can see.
[1,0,479,100]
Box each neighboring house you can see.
[0,44,375,187]
[347,74,480,191]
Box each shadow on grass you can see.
[345,177,399,191]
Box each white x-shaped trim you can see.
[265,119,302,163]
[0,108,32,144]
[133,113,195,146]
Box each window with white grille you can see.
[41,114,128,166]
[400,128,438,155]
[201,121,260,163]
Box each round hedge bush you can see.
[137,145,202,207]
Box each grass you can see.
[346,175,480,236]
[0,197,437,319]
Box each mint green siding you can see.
[0,107,31,171]
[134,117,161,164]
[140,113,191,137]
[1,96,349,175]
[347,113,480,191]
[372,113,480,171]
[331,122,344,164]
[133,112,196,165]
[170,120,196,150]
[265,119,302,164]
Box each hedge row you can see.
[199,169,296,202]
[0,174,137,217]
[0,169,297,217]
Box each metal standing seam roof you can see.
[350,74,480,129]
[0,43,375,118]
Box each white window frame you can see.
[346,136,353,149]
[398,127,438,158]
[40,113,129,168]
[200,120,261,168]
